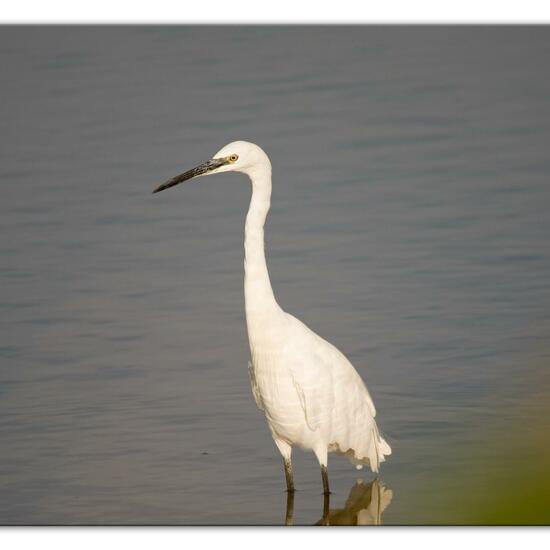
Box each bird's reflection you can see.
[285,479,393,525]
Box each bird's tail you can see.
[373,426,392,472]
[355,423,392,473]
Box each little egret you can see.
[153,141,391,494]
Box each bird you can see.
[153,141,391,495]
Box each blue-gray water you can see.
[1,26,550,525]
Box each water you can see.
[1,26,550,525]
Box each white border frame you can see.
[1,1,550,23]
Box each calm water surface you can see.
[1,26,550,524]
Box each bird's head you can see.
[152,140,270,194]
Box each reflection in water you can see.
[285,479,392,525]
[318,479,393,526]
[285,491,295,526]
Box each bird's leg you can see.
[319,466,331,525]
[321,491,330,526]
[321,464,330,495]
[285,488,295,526]
[313,446,330,496]
[275,439,294,493]
[283,456,295,493]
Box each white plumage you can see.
[153,140,391,493]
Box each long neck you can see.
[244,167,280,324]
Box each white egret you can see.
[153,141,391,494]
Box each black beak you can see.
[152,158,227,194]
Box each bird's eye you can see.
[228,154,239,163]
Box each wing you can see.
[283,313,377,434]
[288,351,330,432]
